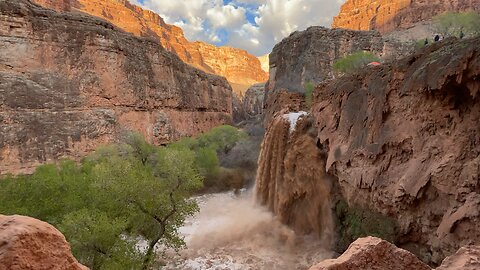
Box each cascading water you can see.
[164,114,335,269]
[164,192,333,269]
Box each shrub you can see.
[304,82,315,108]
[434,11,480,38]
[333,51,381,74]
[334,200,397,252]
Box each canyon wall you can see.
[333,0,480,34]
[31,0,268,87]
[312,37,480,264]
[0,0,232,174]
[257,32,480,265]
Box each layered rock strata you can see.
[333,0,480,34]
[0,0,232,174]
[0,215,88,270]
[31,0,268,86]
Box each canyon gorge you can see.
[0,0,480,269]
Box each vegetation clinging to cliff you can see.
[304,82,315,109]
[434,11,480,38]
[333,51,381,74]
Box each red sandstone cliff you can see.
[32,0,268,88]
[257,36,480,265]
[333,0,480,33]
[0,0,232,174]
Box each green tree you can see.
[333,51,381,74]
[434,11,480,38]
[0,132,203,270]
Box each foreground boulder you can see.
[0,215,88,270]
[309,237,431,270]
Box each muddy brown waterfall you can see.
[255,113,334,245]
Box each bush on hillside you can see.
[304,82,315,108]
[333,51,381,74]
[434,11,480,38]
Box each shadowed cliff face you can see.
[0,0,232,174]
[313,37,480,264]
[333,0,480,33]
[32,0,268,87]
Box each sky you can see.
[131,0,346,56]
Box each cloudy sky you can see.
[131,0,346,56]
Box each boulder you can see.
[0,215,88,270]
[309,237,431,270]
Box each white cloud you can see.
[135,0,346,56]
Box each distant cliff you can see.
[32,0,268,86]
[0,0,232,174]
[333,0,480,33]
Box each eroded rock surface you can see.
[32,0,268,86]
[333,0,480,34]
[0,0,232,174]
[0,215,88,270]
[309,237,431,270]
[243,83,265,118]
[312,37,480,264]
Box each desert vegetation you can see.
[0,125,248,269]
[433,11,480,38]
[333,51,381,74]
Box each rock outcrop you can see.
[31,0,268,86]
[264,26,412,123]
[311,37,479,264]
[437,245,480,270]
[0,215,88,270]
[332,0,480,34]
[0,0,232,174]
[309,237,431,270]
[243,83,266,118]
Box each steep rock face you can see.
[242,83,266,118]
[264,26,412,123]
[332,0,480,34]
[32,0,268,86]
[312,38,480,264]
[0,215,88,270]
[0,0,232,174]
[309,237,431,270]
